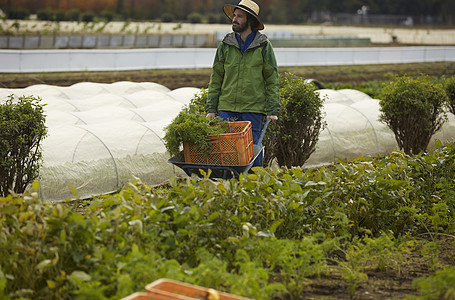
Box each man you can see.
[206,0,280,166]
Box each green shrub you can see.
[64,8,80,21]
[54,10,65,22]
[187,12,202,24]
[37,9,54,21]
[81,11,95,23]
[413,266,455,299]
[208,13,220,24]
[161,13,174,22]
[443,75,455,115]
[0,95,47,196]
[101,9,115,22]
[6,8,29,20]
[378,75,448,155]
[264,72,325,167]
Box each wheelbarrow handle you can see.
[257,118,271,146]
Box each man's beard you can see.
[232,21,248,33]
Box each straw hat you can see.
[223,0,264,30]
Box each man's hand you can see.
[206,113,216,118]
[267,115,278,123]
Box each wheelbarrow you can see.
[168,119,271,179]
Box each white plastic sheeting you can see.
[1,83,455,201]
[305,89,455,167]
[1,82,201,201]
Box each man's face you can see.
[232,8,249,33]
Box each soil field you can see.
[300,235,455,300]
[1,62,454,90]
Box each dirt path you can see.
[1,62,454,90]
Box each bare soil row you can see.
[1,62,454,90]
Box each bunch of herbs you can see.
[163,89,227,159]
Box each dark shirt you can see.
[235,30,257,54]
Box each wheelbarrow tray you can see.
[168,119,270,179]
[168,148,263,179]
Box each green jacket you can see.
[206,32,280,116]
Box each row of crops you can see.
[1,139,455,299]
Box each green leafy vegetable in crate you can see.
[164,89,227,159]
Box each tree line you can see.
[1,0,453,25]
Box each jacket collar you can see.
[223,31,267,50]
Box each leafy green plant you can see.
[2,140,455,299]
[264,72,326,167]
[101,10,115,22]
[54,10,65,22]
[187,12,202,23]
[187,248,285,300]
[64,9,80,22]
[162,13,174,22]
[244,237,332,298]
[362,233,405,275]
[0,95,47,196]
[37,9,55,21]
[81,11,95,23]
[420,240,443,271]
[413,266,455,299]
[338,242,368,299]
[443,75,455,115]
[336,235,407,298]
[6,8,29,20]
[207,13,221,24]
[163,89,227,159]
[379,74,448,155]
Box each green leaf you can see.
[69,212,86,228]
[313,197,322,205]
[68,185,78,197]
[60,229,67,242]
[36,259,52,270]
[47,280,56,289]
[128,219,143,234]
[69,271,91,283]
[270,219,284,234]
[169,176,178,188]
[207,211,220,222]
[32,180,40,191]
[0,269,6,294]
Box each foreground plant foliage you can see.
[1,142,455,299]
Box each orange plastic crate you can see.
[145,278,252,300]
[183,121,254,166]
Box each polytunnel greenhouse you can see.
[1,82,454,202]
[305,88,455,166]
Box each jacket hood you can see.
[222,31,268,50]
